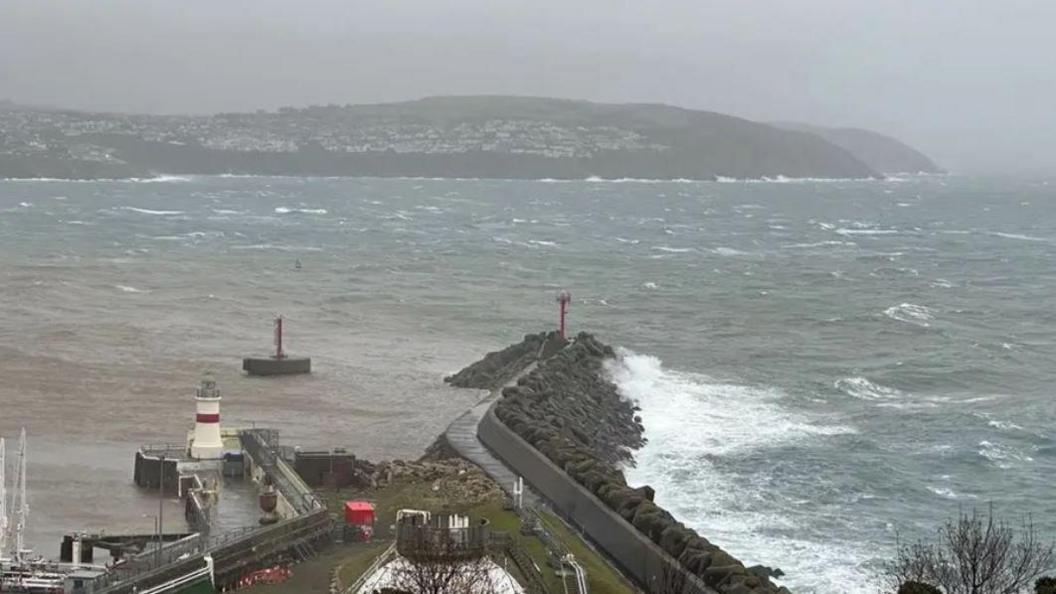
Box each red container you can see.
[344,501,375,525]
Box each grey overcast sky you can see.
[2,0,1054,174]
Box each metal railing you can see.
[138,444,188,459]
[241,429,323,514]
[93,509,330,593]
[93,429,330,593]
[341,542,397,594]
[395,524,490,561]
[495,532,549,594]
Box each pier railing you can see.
[138,444,188,459]
[91,508,330,593]
[93,429,329,594]
[241,428,323,514]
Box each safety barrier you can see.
[96,429,330,594]
[478,406,717,594]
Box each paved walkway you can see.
[443,365,539,506]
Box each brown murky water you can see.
[0,257,491,556]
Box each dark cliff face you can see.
[2,97,881,180]
[450,331,789,594]
[773,122,943,174]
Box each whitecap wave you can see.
[275,206,328,214]
[716,174,882,183]
[781,240,856,249]
[610,350,853,458]
[835,227,899,237]
[712,246,751,256]
[651,246,694,253]
[988,231,1051,243]
[0,175,190,183]
[582,176,699,183]
[834,377,904,401]
[978,440,1034,469]
[988,419,1024,431]
[129,175,191,183]
[927,486,975,500]
[230,244,323,252]
[115,285,148,293]
[120,206,185,216]
[883,303,935,327]
[609,350,861,592]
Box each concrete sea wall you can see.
[466,332,788,594]
[479,406,716,594]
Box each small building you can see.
[294,449,357,487]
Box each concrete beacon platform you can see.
[243,356,311,376]
[243,316,311,376]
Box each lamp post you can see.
[142,514,158,559]
[157,455,165,567]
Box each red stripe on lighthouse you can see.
[196,413,220,423]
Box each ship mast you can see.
[0,437,7,561]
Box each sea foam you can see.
[119,206,185,216]
[883,303,935,327]
[608,350,862,592]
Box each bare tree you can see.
[886,506,1055,594]
[384,529,496,594]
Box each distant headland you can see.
[0,95,941,181]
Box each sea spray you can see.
[606,349,872,594]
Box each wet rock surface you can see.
[472,331,787,594]
[444,331,566,391]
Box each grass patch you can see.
[305,472,633,594]
[537,512,634,594]
[336,542,392,587]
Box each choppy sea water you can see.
[1,174,1053,591]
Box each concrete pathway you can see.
[443,366,539,506]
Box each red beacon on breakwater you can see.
[242,316,311,376]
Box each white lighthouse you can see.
[190,374,223,459]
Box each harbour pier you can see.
[70,375,334,594]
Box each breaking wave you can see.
[119,206,185,216]
[275,206,328,214]
[114,285,148,293]
[712,246,751,256]
[883,303,935,327]
[606,350,861,592]
[834,377,904,401]
[978,440,1035,469]
[988,231,1051,243]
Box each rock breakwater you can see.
[352,457,503,506]
[457,331,788,594]
[444,330,567,390]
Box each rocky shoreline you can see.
[444,330,567,391]
[454,331,789,594]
